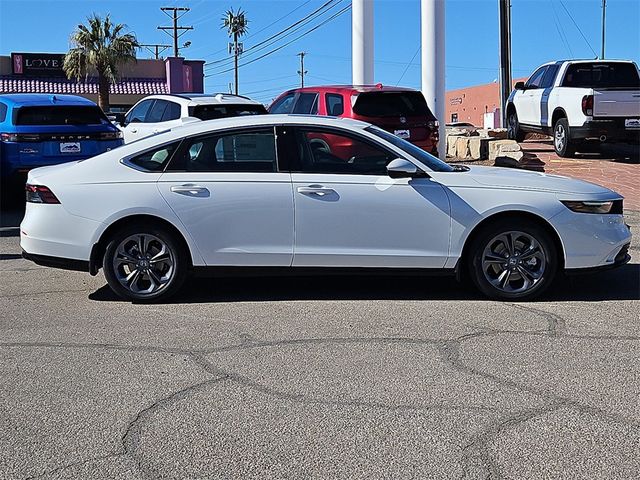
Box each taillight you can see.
[99,131,123,140]
[1,133,41,142]
[581,95,594,116]
[25,184,60,204]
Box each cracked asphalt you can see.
[0,209,638,479]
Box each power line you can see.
[207,4,351,76]
[558,0,598,57]
[396,46,420,85]
[550,0,573,57]
[139,43,172,59]
[204,0,343,68]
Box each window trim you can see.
[164,125,280,173]
[284,125,401,176]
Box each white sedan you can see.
[20,115,631,302]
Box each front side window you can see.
[178,128,277,172]
[525,67,548,89]
[126,100,154,124]
[294,128,396,175]
[269,93,296,114]
[293,93,319,114]
[326,93,344,116]
[127,142,179,172]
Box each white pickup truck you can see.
[506,60,640,157]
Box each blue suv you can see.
[0,94,123,184]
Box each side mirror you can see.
[387,158,422,178]
[514,81,526,91]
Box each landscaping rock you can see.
[446,128,468,137]
[488,139,520,161]
[455,137,470,159]
[494,155,522,168]
[446,135,458,157]
[468,137,482,159]
[487,128,508,139]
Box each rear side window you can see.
[562,62,640,88]
[326,94,344,116]
[128,142,179,172]
[189,104,267,120]
[269,93,295,114]
[176,128,276,172]
[14,106,109,125]
[292,93,319,114]
[163,101,182,121]
[0,102,7,122]
[146,100,168,123]
[540,64,560,89]
[353,92,432,118]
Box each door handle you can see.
[130,128,138,133]
[297,185,336,197]
[170,184,210,197]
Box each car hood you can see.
[440,165,618,196]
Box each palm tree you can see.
[64,14,139,111]
[222,8,249,95]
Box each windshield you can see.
[365,125,454,172]
[353,91,434,118]
[189,104,268,120]
[562,62,640,89]
[15,106,109,125]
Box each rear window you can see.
[353,92,433,118]
[189,104,267,121]
[0,102,7,122]
[562,62,640,89]
[15,106,109,126]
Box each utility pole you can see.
[158,7,193,58]
[601,0,606,59]
[140,43,172,59]
[297,52,307,88]
[498,0,512,129]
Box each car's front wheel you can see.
[469,219,558,301]
[103,224,188,302]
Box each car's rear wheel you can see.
[553,118,576,157]
[507,110,525,142]
[469,219,558,301]
[103,224,188,302]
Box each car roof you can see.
[280,84,421,95]
[0,93,97,107]
[125,114,371,148]
[144,93,264,106]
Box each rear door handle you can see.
[297,185,336,197]
[170,184,210,197]
[130,128,138,133]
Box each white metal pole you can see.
[352,0,374,85]
[421,0,445,159]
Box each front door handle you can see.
[130,128,138,133]
[170,184,210,197]
[297,185,336,197]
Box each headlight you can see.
[561,200,623,214]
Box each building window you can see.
[451,113,458,122]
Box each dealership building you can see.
[445,78,526,128]
[0,52,205,112]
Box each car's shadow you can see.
[89,263,640,303]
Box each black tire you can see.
[507,109,526,143]
[468,218,558,301]
[553,118,576,157]
[103,223,188,302]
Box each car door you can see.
[157,126,294,266]
[517,66,547,126]
[122,99,154,143]
[287,126,451,268]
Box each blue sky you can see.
[1,0,639,104]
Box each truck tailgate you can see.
[593,90,640,117]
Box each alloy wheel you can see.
[481,230,546,294]
[554,124,566,152]
[112,234,175,295]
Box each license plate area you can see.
[60,142,81,153]
[393,129,410,139]
[624,118,640,129]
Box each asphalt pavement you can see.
[0,207,638,479]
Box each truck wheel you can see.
[553,118,576,157]
[507,110,525,142]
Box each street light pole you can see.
[498,0,512,129]
[601,0,606,59]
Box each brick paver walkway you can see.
[521,140,640,211]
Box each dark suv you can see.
[269,85,440,155]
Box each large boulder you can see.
[488,139,520,161]
[455,137,470,159]
[494,154,523,168]
[468,137,482,159]
[486,128,509,139]
[446,127,468,137]
[446,135,458,157]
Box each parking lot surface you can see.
[0,209,638,479]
